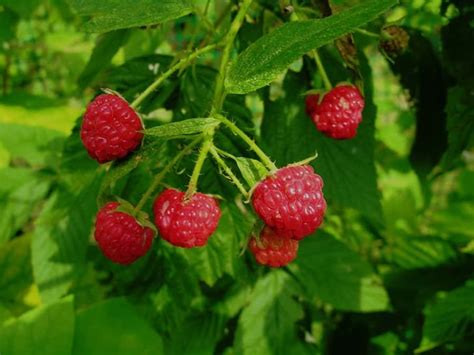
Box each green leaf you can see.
[0,296,74,355]
[165,313,227,355]
[73,298,164,355]
[385,236,458,269]
[69,0,193,33]
[234,270,314,354]
[234,157,268,188]
[143,118,220,139]
[289,232,390,312]
[0,169,50,245]
[225,0,397,94]
[78,29,131,89]
[32,174,103,303]
[417,280,474,352]
[0,235,33,311]
[440,87,474,170]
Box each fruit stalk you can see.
[185,130,215,199]
[130,43,219,109]
[134,136,203,213]
[210,146,249,198]
[211,0,254,114]
[312,49,332,91]
[216,114,277,172]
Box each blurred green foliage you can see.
[0,0,473,354]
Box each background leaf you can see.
[226,0,397,94]
[69,0,193,33]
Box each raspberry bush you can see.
[1,0,473,354]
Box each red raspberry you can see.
[153,189,221,248]
[81,94,144,163]
[305,94,320,118]
[249,226,298,267]
[312,85,364,139]
[252,165,326,240]
[94,202,154,264]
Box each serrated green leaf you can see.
[226,0,397,94]
[417,281,474,352]
[143,118,220,139]
[32,174,103,303]
[69,0,193,33]
[234,270,314,354]
[289,232,390,312]
[165,313,227,355]
[386,236,458,269]
[73,298,164,355]
[0,296,74,355]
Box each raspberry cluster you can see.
[249,165,326,267]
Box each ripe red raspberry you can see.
[249,226,298,267]
[81,94,144,163]
[305,94,320,118]
[252,165,326,240]
[153,189,221,248]
[312,85,364,139]
[94,202,154,264]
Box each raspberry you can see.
[312,85,364,139]
[94,202,154,264]
[252,165,326,239]
[249,226,298,267]
[305,94,320,118]
[81,94,144,163]
[379,25,410,59]
[153,189,221,248]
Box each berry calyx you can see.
[81,94,144,163]
[153,189,221,248]
[305,93,320,118]
[94,202,154,265]
[312,84,364,139]
[379,25,410,59]
[249,226,298,267]
[252,165,326,240]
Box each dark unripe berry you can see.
[379,25,410,59]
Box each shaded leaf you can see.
[289,232,390,312]
[70,0,193,33]
[73,298,164,355]
[0,296,74,355]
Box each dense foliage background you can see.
[0,0,473,354]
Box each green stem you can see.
[130,43,218,109]
[216,114,277,172]
[134,136,202,213]
[211,0,253,114]
[185,131,214,199]
[210,146,249,198]
[355,28,380,38]
[312,49,332,91]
